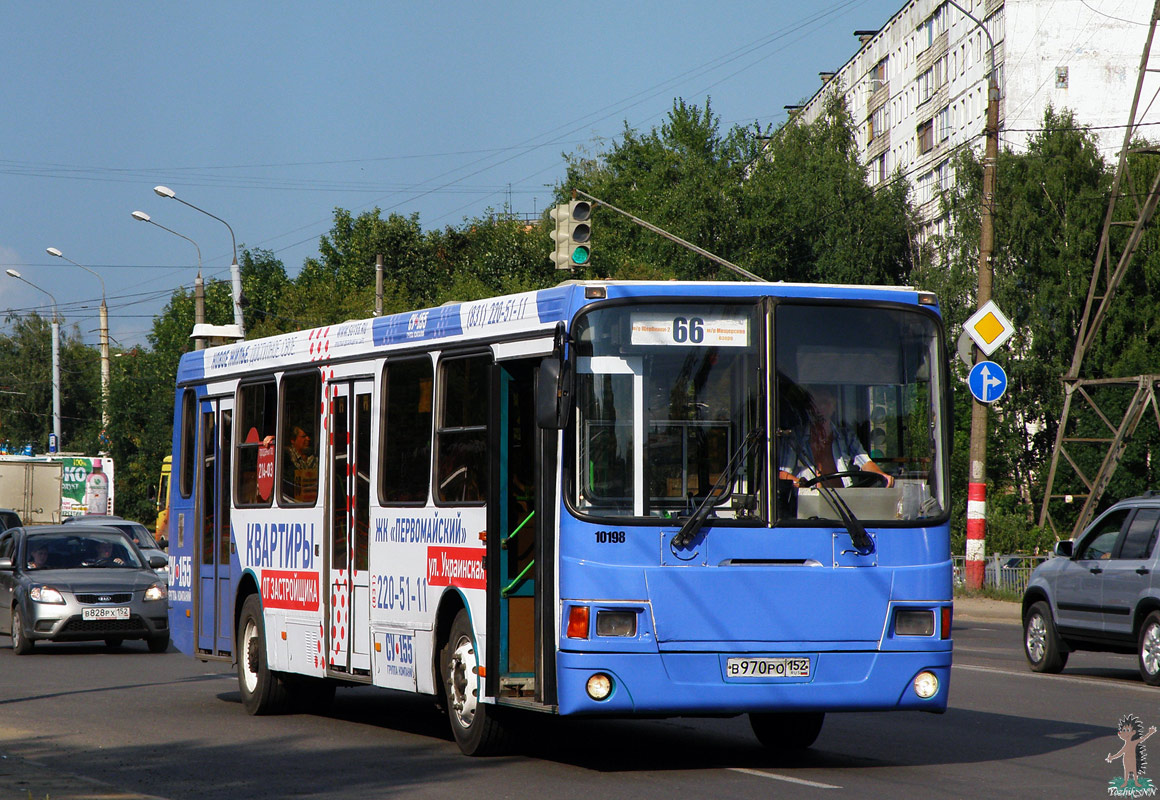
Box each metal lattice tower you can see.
[1038,2,1160,538]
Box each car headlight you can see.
[144,582,168,602]
[29,585,65,604]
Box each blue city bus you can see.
[165,280,951,755]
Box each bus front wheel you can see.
[441,609,508,756]
[238,594,289,715]
[749,711,825,750]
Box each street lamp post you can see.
[153,186,245,337]
[131,211,206,349]
[46,248,109,435]
[5,269,61,451]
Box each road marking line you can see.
[955,663,1158,693]
[728,767,841,789]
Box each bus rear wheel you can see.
[441,609,508,756]
[749,711,825,750]
[238,594,289,715]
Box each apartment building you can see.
[796,0,1155,229]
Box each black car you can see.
[0,509,23,532]
[0,525,169,654]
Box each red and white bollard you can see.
[966,481,986,589]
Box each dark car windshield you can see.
[25,532,143,570]
[110,523,158,550]
[0,511,22,531]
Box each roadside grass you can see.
[954,585,1022,603]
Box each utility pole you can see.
[375,253,383,316]
[965,78,1000,590]
[945,0,999,589]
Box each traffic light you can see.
[550,200,592,270]
[549,203,570,270]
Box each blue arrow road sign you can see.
[968,360,1007,404]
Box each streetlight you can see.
[131,211,206,349]
[5,269,61,452]
[153,186,244,337]
[46,248,109,435]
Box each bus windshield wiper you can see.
[814,483,875,555]
[671,427,764,550]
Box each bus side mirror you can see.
[537,357,572,430]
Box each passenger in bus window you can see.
[439,437,485,503]
[283,424,319,502]
[778,385,894,488]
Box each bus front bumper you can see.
[554,648,952,716]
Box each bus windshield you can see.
[570,299,947,525]
[774,302,946,524]
[572,303,764,521]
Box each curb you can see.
[954,596,1021,625]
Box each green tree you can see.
[0,313,99,454]
[240,247,291,339]
[928,108,1114,549]
[559,96,915,285]
[106,346,174,525]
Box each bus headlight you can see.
[895,609,934,636]
[586,673,613,701]
[913,670,940,699]
[596,610,637,637]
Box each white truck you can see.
[0,454,114,524]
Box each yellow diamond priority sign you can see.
[963,299,1014,357]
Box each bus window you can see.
[381,358,433,505]
[155,455,171,539]
[774,303,945,522]
[279,371,321,505]
[572,304,762,520]
[179,390,196,499]
[235,380,277,506]
[436,355,488,505]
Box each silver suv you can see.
[1023,493,1160,684]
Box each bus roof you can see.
[177,280,935,385]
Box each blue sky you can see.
[0,0,904,346]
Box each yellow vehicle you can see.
[155,455,171,539]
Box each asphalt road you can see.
[0,599,1152,799]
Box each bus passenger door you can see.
[196,396,234,659]
[491,358,554,703]
[326,379,373,675]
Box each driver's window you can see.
[1078,509,1131,560]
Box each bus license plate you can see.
[83,607,129,621]
[726,657,811,678]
